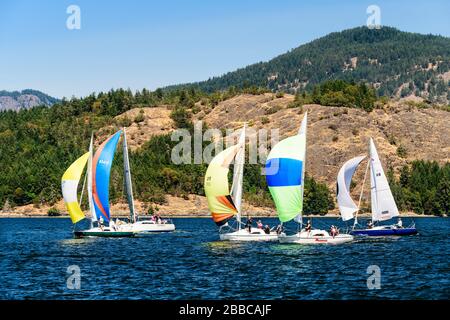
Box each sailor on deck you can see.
[245,218,253,233]
[99,216,104,230]
[330,225,338,237]
[275,224,283,235]
[256,220,263,229]
[305,220,312,232]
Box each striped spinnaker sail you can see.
[92,130,122,222]
[61,152,89,224]
[336,155,366,221]
[204,144,240,226]
[265,114,307,223]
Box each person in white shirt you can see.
[99,216,104,230]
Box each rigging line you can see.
[355,158,370,227]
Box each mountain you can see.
[169,26,450,103]
[0,89,59,111]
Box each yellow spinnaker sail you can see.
[61,152,89,224]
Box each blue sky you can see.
[1,0,449,98]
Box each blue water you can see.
[0,217,448,300]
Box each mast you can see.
[87,134,97,228]
[123,128,137,223]
[231,123,246,230]
[295,112,308,228]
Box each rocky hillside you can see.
[91,92,450,191]
[96,106,175,151]
[195,94,450,189]
[0,89,59,111]
[169,27,450,104]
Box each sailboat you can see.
[204,124,278,241]
[62,131,135,238]
[118,128,175,233]
[337,138,417,236]
[267,113,354,245]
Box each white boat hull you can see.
[119,221,176,233]
[74,227,135,238]
[278,230,354,245]
[219,227,278,241]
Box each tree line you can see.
[289,80,377,111]
[388,160,450,216]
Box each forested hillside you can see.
[168,27,450,104]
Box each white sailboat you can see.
[266,113,354,245]
[337,138,417,236]
[204,124,278,241]
[118,128,176,233]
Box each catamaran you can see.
[205,124,278,241]
[62,131,135,238]
[266,113,354,245]
[118,128,175,233]
[337,138,417,236]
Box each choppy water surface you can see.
[0,217,448,299]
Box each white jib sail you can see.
[230,124,246,226]
[87,134,97,223]
[369,138,399,222]
[123,128,136,223]
[336,155,366,221]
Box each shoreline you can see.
[3,195,445,219]
[0,213,442,218]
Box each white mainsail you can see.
[87,134,97,224]
[369,138,399,222]
[336,155,366,221]
[294,112,307,224]
[123,128,136,223]
[230,124,246,227]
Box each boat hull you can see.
[74,227,135,238]
[278,230,354,245]
[351,227,418,236]
[74,231,135,238]
[119,221,176,233]
[219,228,278,241]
